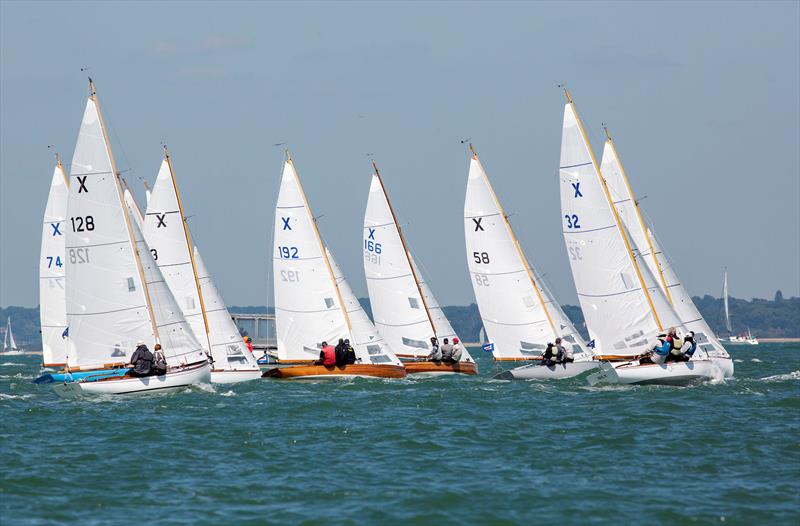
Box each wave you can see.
[760,370,800,382]
[750,358,763,363]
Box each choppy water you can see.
[1,344,798,525]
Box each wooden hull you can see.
[262,363,407,379]
[403,360,478,376]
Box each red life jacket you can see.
[322,345,336,366]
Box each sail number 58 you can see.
[473,251,490,264]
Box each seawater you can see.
[1,344,798,525]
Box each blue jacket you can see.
[653,340,671,356]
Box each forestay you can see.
[465,151,588,359]
[559,98,676,357]
[194,247,260,370]
[363,172,466,360]
[600,137,728,355]
[40,159,70,365]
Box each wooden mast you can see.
[90,78,160,341]
[287,151,354,332]
[602,126,673,304]
[470,144,559,341]
[563,88,663,331]
[163,145,213,354]
[371,160,438,340]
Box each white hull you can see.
[612,358,734,386]
[52,362,210,397]
[494,360,598,380]
[209,369,262,384]
[1,350,25,356]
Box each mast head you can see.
[559,84,573,104]
[469,143,478,160]
[285,148,293,164]
[162,143,170,160]
[88,77,96,98]
[55,152,62,167]
[602,124,613,142]
[371,159,380,176]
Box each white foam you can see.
[760,370,800,382]
[750,358,763,363]
[0,393,34,400]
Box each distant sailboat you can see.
[262,153,406,379]
[3,317,24,355]
[364,161,476,376]
[142,149,261,383]
[39,80,209,396]
[464,145,596,380]
[39,154,69,366]
[720,270,758,345]
[558,89,732,385]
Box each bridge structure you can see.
[230,313,277,352]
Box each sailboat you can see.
[363,162,476,376]
[600,127,736,361]
[720,270,758,345]
[142,149,261,383]
[464,145,596,380]
[559,89,733,385]
[39,155,69,366]
[2,317,24,355]
[262,154,407,379]
[38,80,210,396]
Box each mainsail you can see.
[40,157,70,365]
[464,147,589,359]
[4,317,17,351]
[558,93,680,357]
[363,167,468,360]
[273,156,401,366]
[65,82,205,369]
[723,270,732,333]
[600,132,728,355]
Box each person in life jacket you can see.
[427,336,441,361]
[541,343,557,366]
[243,336,254,354]
[127,341,155,377]
[315,341,336,367]
[152,343,168,375]
[641,333,671,364]
[665,331,688,363]
[673,331,696,361]
[555,337,573,364]
[451,338,463,362]
[334,338,347,366]
[343,339,356,364]
[440,338,455,362]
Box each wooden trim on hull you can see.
[262,363,407,379]
[493,357,542,362]
[403,361,478,375]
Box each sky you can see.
[1,0,798,309]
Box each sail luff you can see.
[90,80,159,341]
[603,129,673,304]
[564,93,663,331]
[372,162,438,337]
[723,269,732,333]
[472,148,558,336]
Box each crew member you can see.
[451,338,464,362]
[315,341,336,366]
[335,338,347,366]
[127,341,155,377]
[440,338,455,363]
[427,337,441,361]
[344,339,356,364]
[541,343,557,366]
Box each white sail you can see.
[559,99,679,357]
[143,158,210,354]
[5,318,17,350]
[465,151,589,359]
[65,89,205,370]
[40,160,70,364]
[327,248,402,366]
[600,136,727,355]
[723,270,732,333]
[363,172,469,360]
[130,209,207,367]
[124,187,144,230]
[193,246,260,371]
